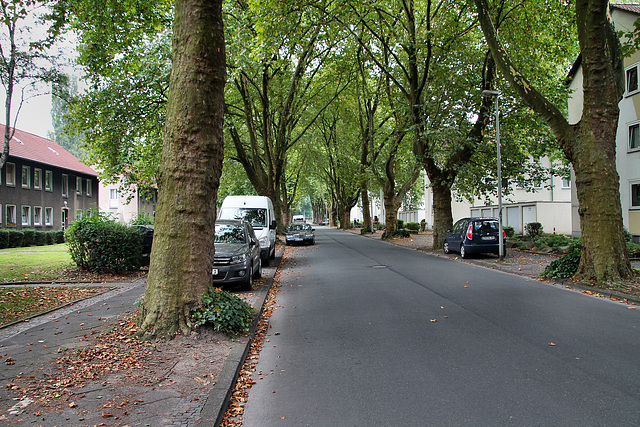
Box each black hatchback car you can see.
[444,217,506,258]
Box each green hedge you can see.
[65,211,143,273]
[0,230,9,249]
[0,229,64,248]
[8,230,24,248]
[406,222,420,231]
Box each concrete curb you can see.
[196,246,284,427]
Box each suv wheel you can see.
[443,241,450,254]
[242,265,254,291]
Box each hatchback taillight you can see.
[467,224,473,240]
[503,228,506,239]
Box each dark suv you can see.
[444,217,506,258]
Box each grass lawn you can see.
[0,243,74,282]
[0,244,110,327]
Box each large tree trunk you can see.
[382,196,401,239]
[431,181,454,250]
[360,181,372,231]
[330,204,338,227]
[572,112,632,281]
[139,0,226,338]
[339,205,352,229]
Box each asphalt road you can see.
[241,226,640,426]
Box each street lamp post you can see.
[482,89,504,260]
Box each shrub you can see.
[396,219,405,229]
[628,242,640,258]
[34,231,48,246]
[420,219,426,231]
[192,287,255,335]
[45,230,56,245]
[54,230,65,243]
[541,241,582,279]
[22,228,36,246]
[0,230,9,249]
[503,226,515,238]
[624,228,632,243]
[525,222,543,238]
[8,230,24,248]
[393,229,411,238]
[360,227,372,234]
[65,211,143,273]
[535,234,573,250]
[130,212,155,225]
[406,222,420,231]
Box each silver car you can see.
[212,219,262,291]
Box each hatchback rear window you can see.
[472,220,499,232]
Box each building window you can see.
[22,165,31,188]
[627,64,639,95]
[62,174,69,197]
[6,162,15,186]
[632,183,640,208]
[109,188,118,208]
[76,177,82,195]
[562,178,571,189]
[45,207,53,226]
[6,205,16,226]
[630,123,640,151]
[34,206,42,226]
[34,168,42,190]
[45,170,53,191]
[86,179,92,197]
[21,206,31,226]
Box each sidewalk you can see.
[0,249,280,427]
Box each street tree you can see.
[139,0,226,337]
[224,0,348,231]
[341,0,500,248]
[475,0,632,283]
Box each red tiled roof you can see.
[611,4,640,14]
[1,124,97,177]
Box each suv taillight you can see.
[503,228,506,239]
[467,224,473,240]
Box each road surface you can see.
[241,226,640,426]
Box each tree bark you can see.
[360,181,372,231]
[475,0,632,283]
[139,0,225,338]
[431,181,454,249]
[382,196,401,239]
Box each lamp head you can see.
[482,90,501,98]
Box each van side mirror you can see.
[270,220,277,230]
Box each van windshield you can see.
[219,208,267,228]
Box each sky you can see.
[0,89,54,138]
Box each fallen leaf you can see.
[548,342,556,346]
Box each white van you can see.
[218,195,277,266]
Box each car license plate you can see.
[212,268,219,275]
[481,236,496,240]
